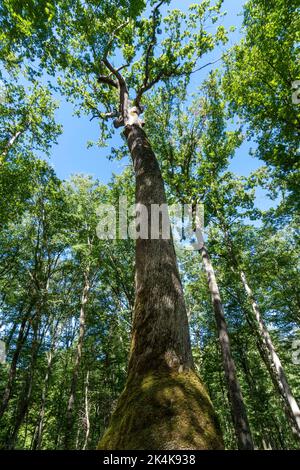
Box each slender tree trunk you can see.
[99,124,223,450]
[23,411,29,448]
[7,315,43,449]
[220,214,300,443]
[4,320,18,351]
[0,130,22,162]
[0,302,34,420]
[235,335,277,449]
[75,427,80,449]
[32,351,53,449]
[65,270,90,449]
[54,355,70,449]
[240,270,300,441]
[32,326,57,450]
[83,371,90,450]
[195,230,253,450]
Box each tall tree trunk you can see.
[65,270,90,449]
[196,230,253,450]
[240,270,300,441]
[235,334,276,449]
[98,124,223,450]
[53,354,70,449]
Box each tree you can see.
[0,79,61,227]
[0,172,134,448]
[141,73,253,449]
[20,0,229,450]
[0,163,68,447]
[212,201,300,444]
[223,0,300,211]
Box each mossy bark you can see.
[98,370,223,450]
[98,124,224,450]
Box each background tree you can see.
[223,0,300,211]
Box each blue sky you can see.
[45,0,274,211]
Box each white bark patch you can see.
[126,106,145,127]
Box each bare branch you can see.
[102,58,126,85]
[89,110,119,122]
[133,57,223,108]
[134,64,180,108]
[97,75,118,88]
[115,63,130,74]
[189,57,223,75]
[134,70,164,107]
[86,99,118,122]
[102,58,129,125]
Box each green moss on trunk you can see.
[98,370,224,450]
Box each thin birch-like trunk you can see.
[83,371,90,450]
[240,270,300,440]
[195,228,253,450]
[0,130,23,162]
[65,270,90,449]
[0,302,34,420]
[219,214,300,442]
[32,321,59,450]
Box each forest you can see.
[0,0,299,452]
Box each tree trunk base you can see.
[98,369,224,450]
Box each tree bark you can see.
[31,349,53,450]
[98,124,223,450]
[196,233,253,450]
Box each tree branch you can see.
[189,56,223,75]
[134,57,223,109]
[103,20,130,56]
[97,75,118,88]
[102,58,129,125]
[143,1,164,89]
[89,110,119,122]
[134,64,180,108]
